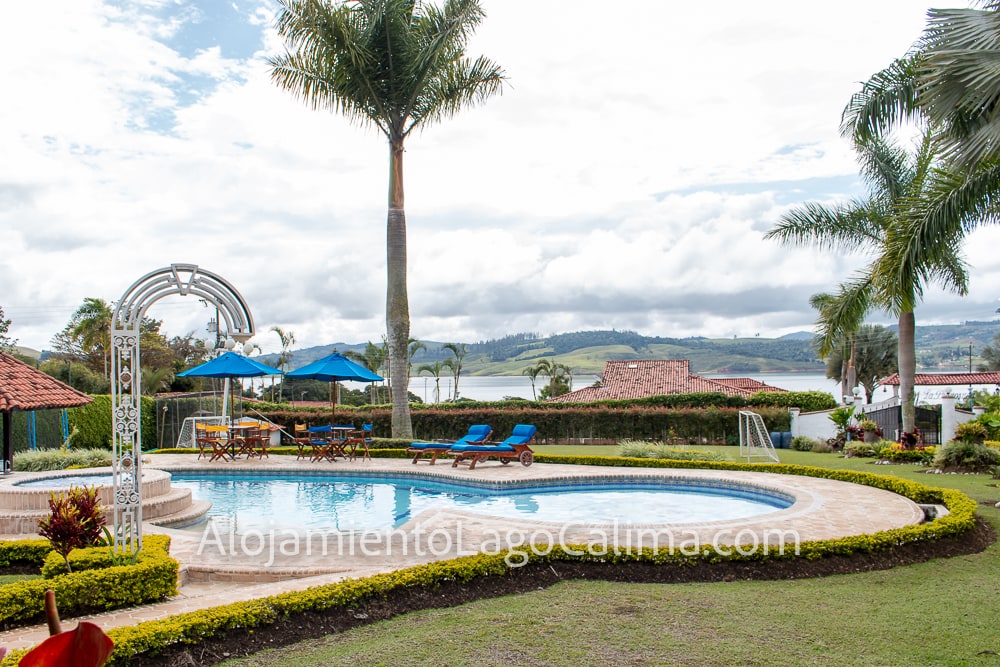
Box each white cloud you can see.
[0,0,984,356]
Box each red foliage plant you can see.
[36,487,107,572]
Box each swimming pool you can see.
[168,470,794,533]
[15,474,117,489]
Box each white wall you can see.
[790,398,981,445]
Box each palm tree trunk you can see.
[387,139,412,437]
[898,310,916,437]
[847,335,856,394]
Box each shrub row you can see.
[13,448,114,472]
[0,534,177,631]
[67,395,156,451]
[257,405,792,445]
[0,540,51,569]
[63,391,823,451]
[0,458,972,665]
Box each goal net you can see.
[738,411,780,463]
[176,415,228,449]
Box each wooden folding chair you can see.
[256,425,271,459]
[293,424,311,460]
[203,425,232,462]
[348,423,373,462]
[194,425,211,459]
[235,427,263,459]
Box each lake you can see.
[408,372,839,403]
[409,372,998,404]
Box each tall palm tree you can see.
[841,50,1000,294]
[417,360,446,403]
[442,342,467,400]
[70,298,113,379]
[271,326,296,402]
[978,332,1000,371]
[345,341,387,403]
[407,338,426,381]
[530,359,572,400]
[270,0,506,437]
[809,291,864,402]
[823,324,898,404]
[522,364,542,400]
[766,128,969,435]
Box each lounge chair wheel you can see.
[519,450,533,466]
[500,459,510,465]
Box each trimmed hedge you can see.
[0,540,51,569]
[0,534,177,631]
[0,458,974,665]
[68,395,156,451]
[255,405,792,445]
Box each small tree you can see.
[0,305,17,353]
[37,487,106,572]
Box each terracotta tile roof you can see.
[548,359,788,402]
[878,372,1000,386]
[0,353,92,412]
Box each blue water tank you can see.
[769,431,783,448]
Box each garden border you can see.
[0,456,983,665]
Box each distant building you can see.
[548,359,787,402]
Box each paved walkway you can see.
[0,455,925,650]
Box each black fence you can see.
[860,404,941,445]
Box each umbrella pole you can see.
[223,378,231,423]
[330,380,337,426]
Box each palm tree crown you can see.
[767,114,969,433]
[270,0,505,437]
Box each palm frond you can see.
[919,7,1000,167]
[841,56,924,143]
[812,278,874,358]
[765,200,884,252]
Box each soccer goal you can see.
[738,410,780,463]
[176,415,228,449]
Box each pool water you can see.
[15,474,116,489]
[168,471,793,533]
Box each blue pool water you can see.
[168,471,793,533]
[15,474,115,489]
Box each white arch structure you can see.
[110,264,254,553]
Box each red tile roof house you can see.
[0,352,92,472]
[547,359,787,402]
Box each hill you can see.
[261,322,1000,377]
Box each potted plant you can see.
[858,419,881,443]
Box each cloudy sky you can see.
[4,0,998,356]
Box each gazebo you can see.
[0,352,92,473]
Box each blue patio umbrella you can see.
[285,353,383,424]
[177,351,283,379]
[178,351,283,418]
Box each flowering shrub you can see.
[36,487,106,573]
[899,428,922,449]
[954,421,988,444]
[858,419,882,438]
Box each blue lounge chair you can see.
[449,424,537,469]
[406,424,492,464]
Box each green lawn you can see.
[222,450,1000,667]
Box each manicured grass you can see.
[0,574,40,585]
[537,444,1000,504]
[221,453,1000,667]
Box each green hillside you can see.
[263,322,1000,376]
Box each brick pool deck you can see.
[0,454,926,651]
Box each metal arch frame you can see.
[110,264,255,553]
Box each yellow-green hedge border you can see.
[0,534,177,632]
[0,457,978,665]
